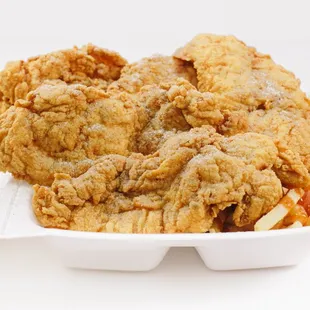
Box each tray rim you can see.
[2,226,310,241]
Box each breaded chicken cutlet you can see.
[1,34,310,233]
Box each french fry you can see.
[286,221,303,229]
[271,219,284,230]
[254,188,304,231]
[283,204,308,226]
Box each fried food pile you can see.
[1,34,310,233]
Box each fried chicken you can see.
[33,127,283,233]
[0,54,201,186]
[0,44,127,113]
[248,108,310,187]
[2,35,310,234]
[104,56,198,154]
[165,79,310,187]
[134,82,192,154]
[174,34,310,112]
[107,55,197,95]
[0,82,146,185]
[172,34,310,187]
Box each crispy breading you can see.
[33,128,282,233]
[174,34,310,112]
[108,55,197,95]
[173,34,310,187]
[248,108,310,187]
[2,35,310,234]
[0,44,127,113]
[134,82,192,154]
[0,82,146,185]
[0,52,200,185]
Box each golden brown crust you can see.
[0,44,127,113]
[108,55,197,95]
[173,34,310,187]
[0,83,145,185]
[33,128,283,233]
[2,35,310,234]
[174,34,310,112]
[248,109,310,187]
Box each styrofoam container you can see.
[1,173,310,271]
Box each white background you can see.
[0,0,310,309]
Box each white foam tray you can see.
[1,172,310,272]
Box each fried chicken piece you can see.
[171,34,310,187]
[167,78,227,126]
[0,52,199,184]
[134,82,192,154]
[106,56,199,154]
[248,109,310,187]
[107,55,197,95]
[0,55,200,185]
[167,80,310,187]
[166,78,250,136]
[33,127,283,233]
[102,55,199,155]
[174,34,310,112]
[0,44,127,113]
[134,78,249,155]
[126,77,223,155]
[0,78,199,185]
[0,82,146,185]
